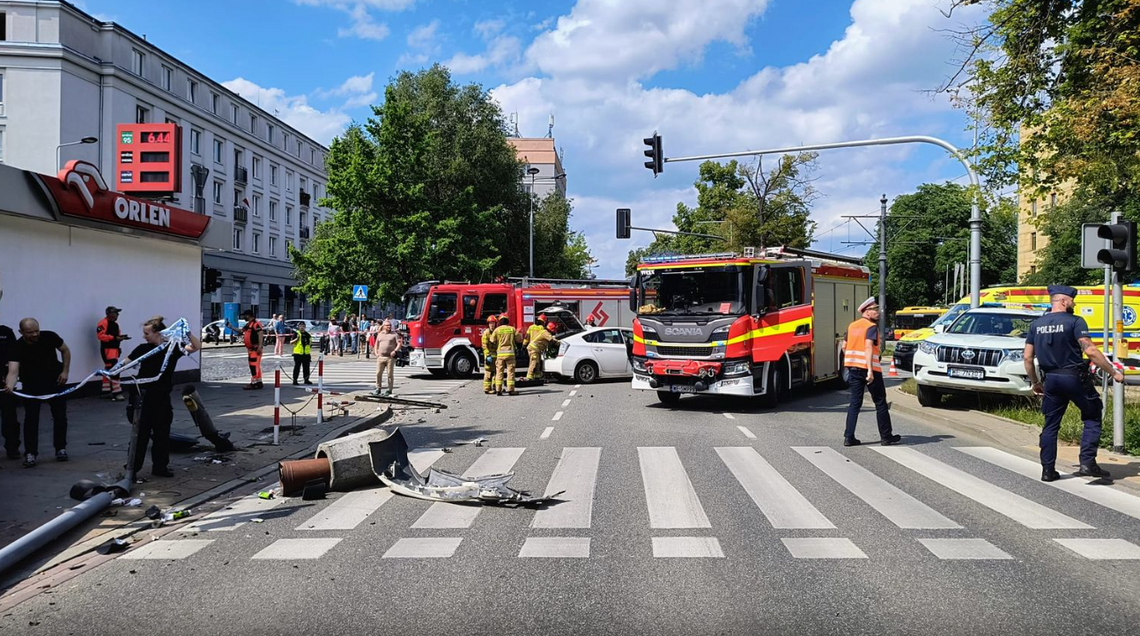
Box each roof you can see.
[508,138,558,165]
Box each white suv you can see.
[911,307,1042,407]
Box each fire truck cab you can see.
[628,249,870,406]
[403,278,631,378]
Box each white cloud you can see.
[337,3,390,41]
[223,77,352,145]
[320,72,375,98]
[445,35,521,75]
[408,19,440,48]
[474,18,506,40]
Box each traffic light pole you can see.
[1112,210,1125,453]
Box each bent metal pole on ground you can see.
[663,135,983,308]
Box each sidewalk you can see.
[0,374,387,577]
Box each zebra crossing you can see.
[127,442,1140,564]
[216,355,470,399]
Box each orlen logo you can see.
[60,161,172,228]
[664,326,703,337]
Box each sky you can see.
[80,0,989,279]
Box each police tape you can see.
[8,318,193,401]
[1089,360,1140,376]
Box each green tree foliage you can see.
[624,154,819,274]
[530,192,594,279]
[863,183,1018,311]
[290,65,530,310]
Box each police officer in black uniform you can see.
[1023,285,1122,482]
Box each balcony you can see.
[299,226,310,239]
[233,206,248,223]
[234,166,248,184]
[299,190,311,207]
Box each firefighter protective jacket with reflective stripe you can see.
[525,324,546,346]
[293,331,312,355]
[96,318,121,351]
[527,329,556,354]
[843,318,882,371]
[482,327,496,357]
[491,326,520,356]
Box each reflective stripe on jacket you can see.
[843,318,882,372]
[481,328,496,357]
[293,331,312,355]
[492,326,519,356]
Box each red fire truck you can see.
[403,278,631,378]
[628,248,871,406]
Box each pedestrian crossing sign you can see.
[352,285,369,302]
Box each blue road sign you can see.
[352,285,369,302]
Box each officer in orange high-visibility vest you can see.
[842,297,900,447]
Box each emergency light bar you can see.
[640,252,741,264]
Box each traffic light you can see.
[1097,221,1137,273]
[643,133,663,176]
[617,208,631,239]
[202,266,222,294]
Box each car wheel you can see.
[574,360,599,384]
[761,362,785,409]
[657,390,681,405]
[446,350,477,378]
[916,383,941,408]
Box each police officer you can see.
[1024,285,1122,481]
[841,297,901,447]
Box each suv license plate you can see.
[948,366,985,380]
[669,385,698,393]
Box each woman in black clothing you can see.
[122,316,200,478]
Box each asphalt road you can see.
[3,373,1140,636]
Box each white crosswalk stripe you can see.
[639,447,711,529]
[716,446,834,529]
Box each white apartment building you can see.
[0,1,333,326]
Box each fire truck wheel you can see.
[916,383,941,408]
[446,350,477,378]
[657,390,681,405]
[761,363,785,409]
[574,360,599,384]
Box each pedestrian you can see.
[226,310,264,390]
[328,319,341,356]
[273,314,288,357]
[491,315,522,395]
[372,320,401,396]
[3,318,72,467]
[121,316,201,478]
[526,321,560,381]
[290,322,313,385]
[841,297,901,447]
[96,306,129,401]
[368,318,380,359]
[0,292,19,460]
[359,315,371,358]
[387,312,401,334]
[348,314,359,355]
[481,314,499,394]
[1023,285,1122,481]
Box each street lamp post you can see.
[527,167,541,278]
[55,136,99,171]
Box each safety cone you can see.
[887,358,899,377]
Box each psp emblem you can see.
[1124,306,1137,327]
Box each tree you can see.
[864,182,1017,311]
[290,65,530,310]
[530,192,594,279]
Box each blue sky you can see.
[80,0,989,278]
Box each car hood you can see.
[928,334,1025,349]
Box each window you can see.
[296,142,302,158]
[233,148,243,170]
[190,129,201,155]
[283,133,289,151]
[0,13,6,41]
[461,294,479,323]
[0,72,6,105]
[1030,265,1037,275]
[285,239,293,253]
[1050,193,1057,210]
[310,148,316,164]
[769,266,805,310]
[212,181,223,204]
[285,205,293,226]
[269,200,278,222]
[233,188,242,209]
[270,164,278,186]
[250,114,258,135]
[131,49,144,76]
[479,294,507,320]
[213,139,224,164]
[211,93,219,114]
[267,124,274,143]
[300,176,307,193]
[427,293,458,324]
[583,330,623,344]
[252,156,261,180]
[252,194,261,217]
[135,105,148,124]
[233,227,243,251]
[300,210,307,228]
[252,231,261,254]
[286,170,293,191]
[231,103,239,124]
[161,65,172,91]
[188,79,198,103]
[1031,200,1037,217]
[1030,232,1037,251]
[269,236,278,258]
[0,128,5,164]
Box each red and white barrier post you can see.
[316,355,325,424]
[273,368,281,445]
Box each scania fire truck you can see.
[403,278,631,378]
[628,248,871,406]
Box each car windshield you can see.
[946,312,1036,338]
[637,267,745,315]
[930,303,968,329]
[404,293,428,321]
[894,312,942,331]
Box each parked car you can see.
[284,319,329,339]
[911,307,1042,407]
[546,327,633,383]
[202,319,245,343]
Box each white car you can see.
[546,327,633,383]
[912,307,1042,406]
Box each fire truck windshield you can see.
[404,293,428,321]
[637,267,746,315]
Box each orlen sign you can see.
[34,161,210,240]
[116,123,181,194]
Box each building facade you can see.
[0,1,332,327]
[507,137,566,200]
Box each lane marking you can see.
[540,427,554,440]
[562,399,572,408]
[1054,538,1140,560]
[722,413,735,420]
[715,446,834,529]
[569,390,578,397]
[781,538,867,559]
[638,447,711,529]
[123,540,214,560]
[918,538,1013,560]
[552,411,564,421]
[251,538,342,560]
[413,448,526,528]
[794,447,960,529]
[737,426,757,440]
[652,537,724,558]
[574,384,581,388]
[872,447,1092,529]
[382,537,463,558]
[957,447,1140,521]
[533,448,602,528]
[519,537,590,558]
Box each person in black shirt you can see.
[0,318,17,460]
[122,316,201,478]
[3,319,72,467]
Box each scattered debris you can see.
[111,497,143,507]
[181,386,236,451]
[455,437,488,447]
[257,490,275,500]
[251,518,265,524]
[302,479,327,501]
[95,538,130,555]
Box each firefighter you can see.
[227,310,264,390]
[841,297,900,447]
[526,321,559,381]
[524,313,547,348]
[481,314,499,394]
[96,306,129,401]
[491,315,523,395]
